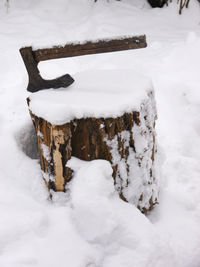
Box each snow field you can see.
[0,0,200,266]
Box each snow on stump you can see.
[28,70,159,213]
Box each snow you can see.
[0,0,200,267]
[29,69,152,124]
[67,157,173,267]
[41,144,51,162]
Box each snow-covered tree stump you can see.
[28,70,159,213]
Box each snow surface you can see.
[67,157,173,267]
[0,0,200,267]
[29,70,152,124]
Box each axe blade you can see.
[27,73,75,93]
[20,47,74,93]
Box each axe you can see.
[20,35,147,93]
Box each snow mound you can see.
[29,69,153,124]
[67,157,174,266]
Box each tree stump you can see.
[28,70,159,213]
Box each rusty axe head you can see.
[20,47,74,93]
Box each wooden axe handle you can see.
[32,35,147,62]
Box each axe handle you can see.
[30,35,147,63]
